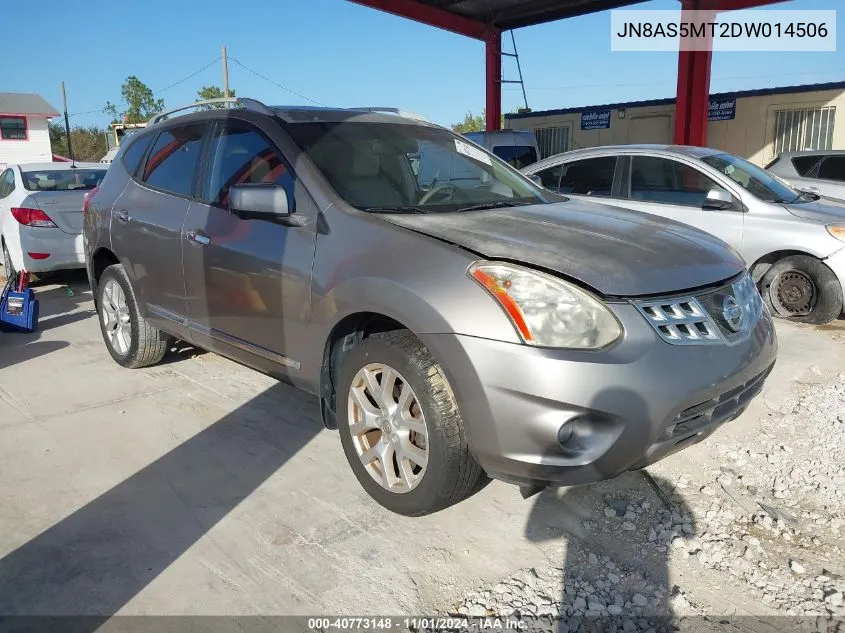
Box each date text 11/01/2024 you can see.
[307,617,528,631]
[616,21,829,38]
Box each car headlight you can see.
[468,261,622,349]
[827,224,845,242]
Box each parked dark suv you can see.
[84,98,777,515]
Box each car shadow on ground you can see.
[0,380,324,629]
[525,389,696,633]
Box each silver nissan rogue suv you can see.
[84,98,778,515]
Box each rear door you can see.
[110,123,206,334]
[181,119,318,378]
[618,154,744,251]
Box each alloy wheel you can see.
[347,363,429,493]
[101,279,132,355]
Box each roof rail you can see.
[347,107,431,123]
[147,97,274,125]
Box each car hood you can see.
[783,196,845,222]
[376,201,745,297]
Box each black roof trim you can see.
[505,81,845,120]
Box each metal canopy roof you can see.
[411,0,644,30]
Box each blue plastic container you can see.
[0,274,39,333]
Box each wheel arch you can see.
[91,247,120,289]
[748,249,820,283]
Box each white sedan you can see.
[0,162,106,276]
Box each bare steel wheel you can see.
[101,278,132,355]
[760,255,842,325]
[347,363,428,493]
[336,330,487,515]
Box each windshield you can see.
[21,169,106,192]
[286,121,554,212]
[702,153,801,203]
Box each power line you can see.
[229,57,326,106]
[69,57,221,118]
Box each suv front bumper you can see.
[421,302,777,487]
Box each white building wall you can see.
[0,116,53,169]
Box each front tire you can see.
[97,264,170,368]
[336,330,486,516]
[760,255,842,325]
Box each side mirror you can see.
[702,188,734,210]
[228,183,306,227]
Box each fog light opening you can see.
[557,420,575,447]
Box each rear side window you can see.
[121,134,154,176]
[493,145,538,169]
[560,157,616,197]
[817,157,845,182]
[791,155,821,176]
[203,122,293,207]
[142,124,205,197]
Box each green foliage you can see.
[49,123,109,162]
[451,109,506,133]
[196,85,236,109]
[104,76,164,124]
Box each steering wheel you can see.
[419,183,458,205]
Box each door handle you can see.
[184,230,211,246]
[115,209,130,224]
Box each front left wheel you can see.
[336,330,487,516]
[97,264,170,368]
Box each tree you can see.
[451,109,506,133]
[196,85,236,109]
[104,76,164,124]
[49,123,108,162]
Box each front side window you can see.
[702,153,800,203]
[0,116,27,140]
[286,121,552,212]
[630,156,722,207]
[142,124,205,197]
[817,156,845,182]
[560,157,616,197]
[203,123,293,207]
[21,169,106,191]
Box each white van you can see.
[463,130,540,169]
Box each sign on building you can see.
[581,109,612,130]
[708,99,737,121]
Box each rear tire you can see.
[336,330,486,516]
[97,264,170,368]
[760,255,842,325]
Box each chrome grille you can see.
[635,274,764,346]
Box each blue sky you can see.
[3,0,842,129]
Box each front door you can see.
[182,120,317,380]
[619,155,745,252]
[111,123,206,335]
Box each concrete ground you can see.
[1,271,843,620]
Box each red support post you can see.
[674,0,713,146]
[486,30,502,131]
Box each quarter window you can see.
[0,169,14,198]
[142,124,205,197]
[0,117,27,140]
[121,133,154,176]
[203,123,294,207]
[559,157,616,197]
[630,157,722,207]
[817,156,845,183]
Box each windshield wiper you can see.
[454,200,533,213]
[364,206,426,214]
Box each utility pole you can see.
[222,45,230,99]
[61,81,74,163]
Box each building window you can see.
[773,106,836,156]
[534,126,570,159]
[0,116,27,140]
